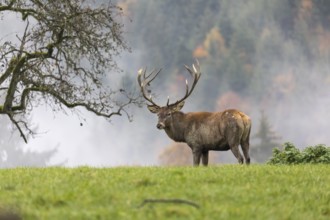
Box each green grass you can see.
[0,165,329,220]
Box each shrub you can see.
[267,142,330,164]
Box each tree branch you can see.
[138,199,200,209]
[7,113,28,143]
[0,2,40,21]
[11,86,136,118]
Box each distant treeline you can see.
[121,0,330,111]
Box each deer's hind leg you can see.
[241,141,250,164]
[230,144,244,164]
[226,122,245,164]
[227,131,244,164]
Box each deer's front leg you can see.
[192,149,202,166]
[202,151,209,166]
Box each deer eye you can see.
[166,112,171,117]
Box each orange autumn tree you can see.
[193,27,227,59]
[159,142,218,166]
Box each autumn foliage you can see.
[159,142,219,166]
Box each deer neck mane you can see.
[164,111,187,142]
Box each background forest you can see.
[120,0,330,164]
[1,0,330,166]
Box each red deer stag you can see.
[137,61,251,166]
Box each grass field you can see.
[0,165,329,220]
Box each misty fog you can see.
[1,0,330,166]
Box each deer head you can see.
[137,60,201,129]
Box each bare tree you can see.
[0,0,141,142]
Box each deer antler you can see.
[167,60,201,107]
[137,68,162,107]
[138,60,201,107]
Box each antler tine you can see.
[147,68,162,85]
[166,96,170,106]
[167,60,202,107]
[137,68,145,86]
[193,59,200,73]
[137,67,161,107]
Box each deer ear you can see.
[147,105,160,113]
[172,101,185,112]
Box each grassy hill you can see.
[0,165,329,219]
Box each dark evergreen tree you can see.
[251,111,281,163]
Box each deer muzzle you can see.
[156,122,165,129]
